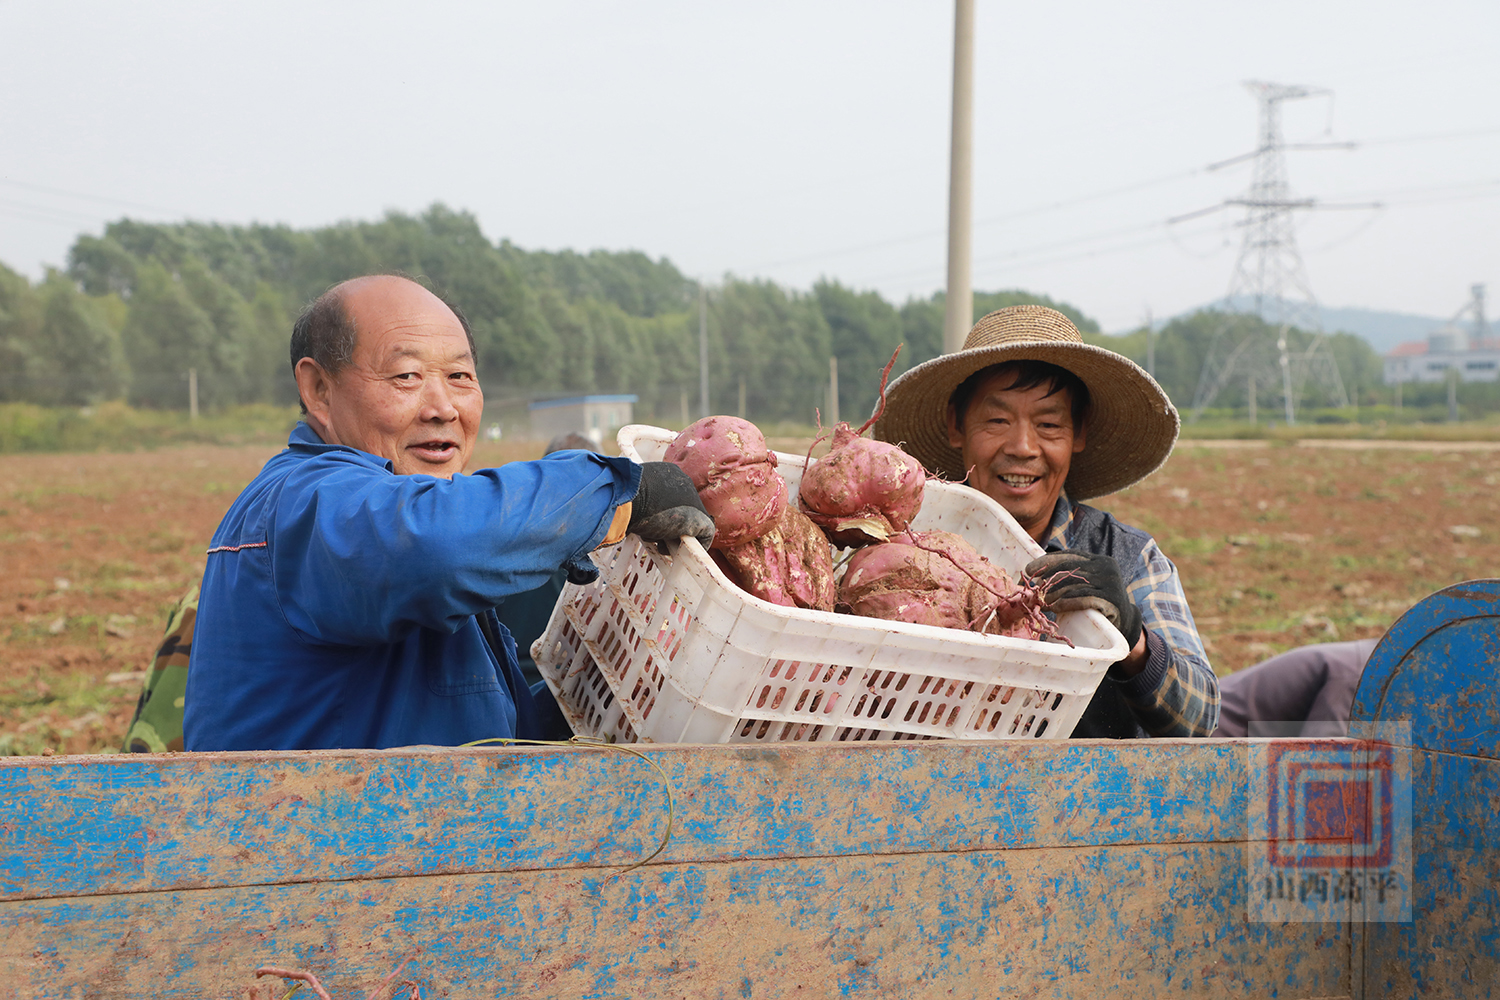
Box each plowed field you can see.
[3,438,1496,754]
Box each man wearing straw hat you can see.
[876,304,1218,739]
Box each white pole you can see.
[942,0,975,355]
[828,356,840,427]
[188,368,198,422]
[698,284,710,418]
[1144,308,1155,378]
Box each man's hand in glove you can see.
[627,462,716,549]
[1024,550,1147,676]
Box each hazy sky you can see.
[2,0,1497,331]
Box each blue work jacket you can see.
[184,423,641,751]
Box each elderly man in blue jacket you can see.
[184,275,711,752]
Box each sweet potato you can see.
[799,423,925,546]
[664,416,787,550]
[713,504,837,612]
[839,530,1060,640]
[798,349,925,546]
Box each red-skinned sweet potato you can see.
[664,416,787,550]
[839,530,1060,640]
[798,349,925,546]
[713,503,837,611]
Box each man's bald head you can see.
[291,274,485,478]
[290,275,477,412]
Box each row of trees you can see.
[0,202,1400,426]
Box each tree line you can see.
[0,202,1406,427]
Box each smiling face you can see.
[946,367,1087,543]
[296,277,482,478]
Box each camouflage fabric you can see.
[122,586,197,753]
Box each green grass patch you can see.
[0,401,300,453]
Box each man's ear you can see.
[945,402,965,450]
[294,358,336,437]
[1073,417,1087,455]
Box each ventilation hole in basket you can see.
[1019,690,1038,709]
[1051,692,1064,711]
[892,673,910,692]
[917,675,934,696]
[807,691,823,713]
[946,705,962,727]
[809,725,824,741]
[770,686,788,710]
[755,686,771,709]
[877,672,896,691]
[739,718,756,738]
[852,693,869,716]
[779,722,797,742]
[769,660,784,679]
[916,701,933,724]
[880,699,898,720]
[959,681,974,700]
[1021,714,1036,735]
[794,690,810,712]
[837,665,854,685]
[1034,718,1049,738]
[1008,714,1022,736]
[866,696,884,719]
[755,719,773,739]
[785,662,799,681]
[903,702,919,723]
[639,696,655,720]
[998,686,1015,705]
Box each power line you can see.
[0,178,186,216]
[737,164,1207,273]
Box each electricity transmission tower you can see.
[1175,81,1377,424]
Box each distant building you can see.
[527,394,638,444]
[1384,330,1500,385]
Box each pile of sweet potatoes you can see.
[659,353,1062,642]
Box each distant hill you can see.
[1129,297,1456,354]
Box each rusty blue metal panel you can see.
[0,741,1251,902]
[0,846,1349,999]
[1353,578,1500,760]
[1347,579,1500,996]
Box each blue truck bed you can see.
[1,580,1496,998]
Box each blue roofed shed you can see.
[527,394,638,444]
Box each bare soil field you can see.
[2,438,1496,755]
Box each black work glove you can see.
[1024,550,1143,650]
[627,462,716,549]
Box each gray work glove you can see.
[627,462,716,549]
[1024,550,1143,649]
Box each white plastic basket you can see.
[533,424,1128,743]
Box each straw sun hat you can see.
[873,304,1179,501]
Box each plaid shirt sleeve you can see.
[1112,540,1220,737]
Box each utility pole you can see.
[828,357,840,427]
[188,368,198,422]
[1247,373,1256,425]
[698,284,710,419]
[1180,81,1374,424]
[1144,307,1155,379]
[941,0,975,355]
[738,377,747,419]
[1472,283,1489,349]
